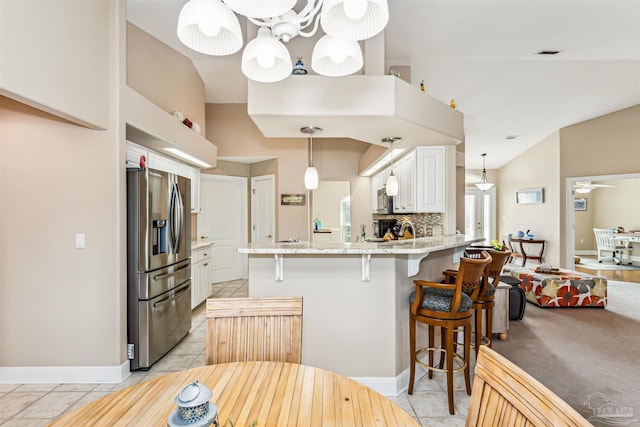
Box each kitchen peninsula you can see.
[238,234,482,395]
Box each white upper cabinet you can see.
[393,151,416,213]
[371,167,391,213]
[371,146,445,214]
[415,147,445,213]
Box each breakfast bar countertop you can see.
[238,234,481,255]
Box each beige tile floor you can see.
[0,279,469,426]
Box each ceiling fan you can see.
[574,181,615,194]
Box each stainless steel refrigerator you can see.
[126,167,191,370]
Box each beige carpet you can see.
[492,280,640,424]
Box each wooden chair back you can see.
[414,252,491,319]
[466,346,591,427]
[205,296,303,364]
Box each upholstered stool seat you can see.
[410,288,473,312]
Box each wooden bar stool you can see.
[409,252,491,415]
[443,249,511,353]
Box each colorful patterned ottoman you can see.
[504,267,607,308]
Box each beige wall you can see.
[205,103,371,241]
[0,0,109,129]
[0,93,124,366]
[497,104,640,267]
[559,105,640,264]
[497,132,561,265]
[126,22,206,134]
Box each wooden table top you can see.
[48,361,419,426]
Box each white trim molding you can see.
[0,361,131,384]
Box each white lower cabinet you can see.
[191,246,212,309]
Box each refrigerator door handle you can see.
[169,181,183,254]
[152,284,190,309]
[152,262,190,281]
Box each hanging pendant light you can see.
[382,137,401,196]
[475,153,494,191]
[301,126,322,190]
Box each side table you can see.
[492,282,510,340]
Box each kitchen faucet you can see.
[399,219,416,245]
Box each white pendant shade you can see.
[241,28,292,83]
[475,181,494,191]
[177,0,243,56]
[304,166,319,190]
[223,0,296,18]
[474,153,494,191]
[385,172,398,196]
[311,35,363,76]
[321,0,389,41]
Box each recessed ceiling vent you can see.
[506,135,518,140]
[537,50,561,55]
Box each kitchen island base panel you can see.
[246,248,464,395]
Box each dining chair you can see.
[466,346,591,426]
[409,251,492,415]
[593,228,632,265]
[443,248,512,353]
[205,296,303,364]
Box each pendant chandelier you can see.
[382,137,401,196]
[301,126,322,190]
[475,153,494,191]
[177,0,389,83]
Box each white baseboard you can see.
[0,361,131,384]
[350,365,428,397]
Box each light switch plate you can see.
[75,233,86,249]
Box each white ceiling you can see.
[127,0,640,169]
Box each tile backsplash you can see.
[372,213,445,238]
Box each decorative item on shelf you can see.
[192,122,201,134]
[167,381,219,427]
[420,80,425,91]
[301,126,321,190]
[177,0,390,83]
[139,155,146,170]
[183,118,193,129]
[450,98,456,108]
[292,57,308,75]
[517,230,525,238]
[475,153,494,191]
[314,214,323,231]
[173,110,185,121]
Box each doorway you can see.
[251,174,275,243]
[465,187,496,245]
[566,173,640,271]
[198,174,248,282]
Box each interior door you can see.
[198,175,247,282]
[251,175,275,243]
[465,187,495,244]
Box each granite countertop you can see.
[192,240,214,250]
[238,234,482,255]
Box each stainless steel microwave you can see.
[377,188,393,214]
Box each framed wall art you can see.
[280,194,306,206]
[516,188,544,204]
[574,198,587,211]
